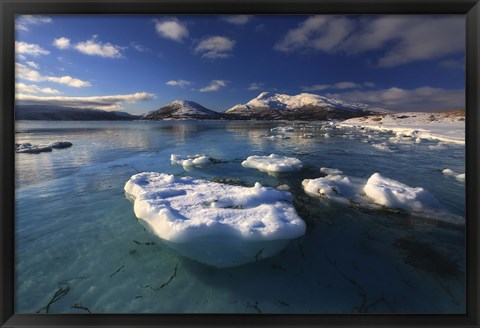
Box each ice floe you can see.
[49,140,73,149]
[125,172,306,267]
[363,173,441,212]
[15,140,73,154]
[270,126,294,133]
[372,142,396,153]
[303,171,463,223]
[442,169,465,182]
[320,167,343,175]
[242,154,302,173]
[15,143,52,154]
[302,174,363,205]
[170,154,212,167]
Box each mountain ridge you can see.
[225,92,388,120]
[142,100,223,120]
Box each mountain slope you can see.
[143,100,223,120]
[226,92,388,120]
[16,105,140,121]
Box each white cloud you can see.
[16,63,91,88]
[195,36,235,59]
[326,86,464,111]
[333,81,361,89]
[16,83,61,95]
[16,15,52,31]
[199,80,227,92]
[130,42,150,52]
[166,80,191,88]
[439,58,465,70]
[25,61,39,69]
[53,37,71,49]
[155,19,189,42]
[45,76,91,88]
[275,16,464,67]
[15,41,50,56]
[222,15,253,25]
[302,84,331,91]
[74,36,123,58]
[302,81,374,92]
[247,82,264,91]
[16,92,155,111]
[275,16,354,53]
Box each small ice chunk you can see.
[442,169,465,182]
[363,173,441,212]
[302,174,360,204]
[266,135,290,140]
[302,133,314,139]
[242,154,302,173]
[320,167,343,175]
[171,154,211,167]
[49,140,73,149]
[372,142,395,152]
[125,172,306,267]
[271,126,294,132]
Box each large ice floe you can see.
[363,173,441,212]
[303,170,463,224]
[242,154,302,173]
[125,172,306,267]
[170,154,211,167]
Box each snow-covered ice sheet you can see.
[242,154,302,173]
[340,111,465,145]
[125,172,306,267]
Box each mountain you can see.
[142,100,223,120]
[16,105,140,121]
[225,92,388,120]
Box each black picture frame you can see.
[1,0,479,327]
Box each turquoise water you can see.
[15,120,465,313]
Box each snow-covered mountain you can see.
[143,100,223,120]
[226,92,388,120]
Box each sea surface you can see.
[15,120,465,314]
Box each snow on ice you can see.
[125,172,306,267]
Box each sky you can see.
[15,15,465,114]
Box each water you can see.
[15,120,465,313]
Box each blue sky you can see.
[15,15,465,114]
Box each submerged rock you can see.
[124,172,306,267]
